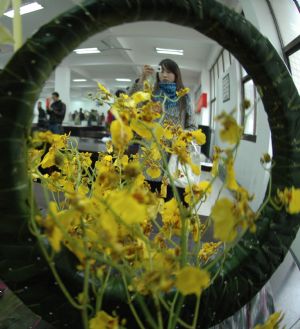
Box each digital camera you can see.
[152,65,161,73]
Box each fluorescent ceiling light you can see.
[155,47,184,55]
[156,48,183,52]
[156,51,183,55]
[115,78,131,82]
[73,79,87,82]
[74,48,101,54]
[4,2,44,18]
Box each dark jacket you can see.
[38,107,48,127]
[47,100,66,124]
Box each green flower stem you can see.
[169,293,185,329]
[194,174,218,214]
[269,199,282,211]
[144,122,185,216]
[32,180,145,323]
[28,219,84,310]
[166,291,179,329]
[121,274,146,329]
[151,218,179,249]
[81,218,92,329]
[90,272,98,301]
[256,168,273,217]
[153,293,164,329]
[180,162,198,262]
[82,259,91,329]
[148,129,189,266]
[135,294,158,329]
[159,295,192,329]
[75,151,83,190]
[50,190,59,208]
[28,187,83,311]
[95,266,112,312]
[192,294,201,329]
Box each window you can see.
[223,50,231,72]
[210,99,217,129]
[270,0,300,46]
[209,68,217,128]
[240,68,257,142]
[289,50,300,93]
[210,68,215,99]
[243,79,257,135]
[267,0,300,97]
[218,55,224,75]
[209,49,229,128]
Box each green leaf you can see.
[0,287,53,329]
[0,24,14,44]
[0,0,11,16]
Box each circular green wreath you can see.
[0,0,299,328]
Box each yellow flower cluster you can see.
[89,311,119,329]
[198,242,222,262]
[184,181,211,205]
[277,186,300,214]
[216,111,243,145]
[132,250,178,295]
[176,87,190,98]
[175,266,210,296]
[254,312,283,329]
[28,81,291,328]
[211,189,255,243]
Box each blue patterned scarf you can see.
[154,82,178,110]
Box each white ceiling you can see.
[0,0,240,98]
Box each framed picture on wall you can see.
[222,73,230,102]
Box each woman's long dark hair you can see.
[155,58,185,90]
[155,58,187,120]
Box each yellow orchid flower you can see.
[175,266,210,296]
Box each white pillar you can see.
[54,67,71,122]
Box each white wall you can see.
[214,63,240,149]
[198,68,210,126]
[235,101,271,211]
[207,55,271,211]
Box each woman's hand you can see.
[141,64,155,82]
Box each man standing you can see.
[37,101,48,130]
[47,92,66,134]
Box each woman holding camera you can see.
[131,58,196,130]
[130,58,197,201]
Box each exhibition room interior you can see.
[0,0,299,328]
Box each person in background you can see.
[115,89,126,98]
[130,58,196,201]
[106,89,126,128]
[74,111,81,125]
[99,113,105,126]
[37,101,48,130]
[106,110,115,128]
[79,108,85,122]
[46,92,66,134]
